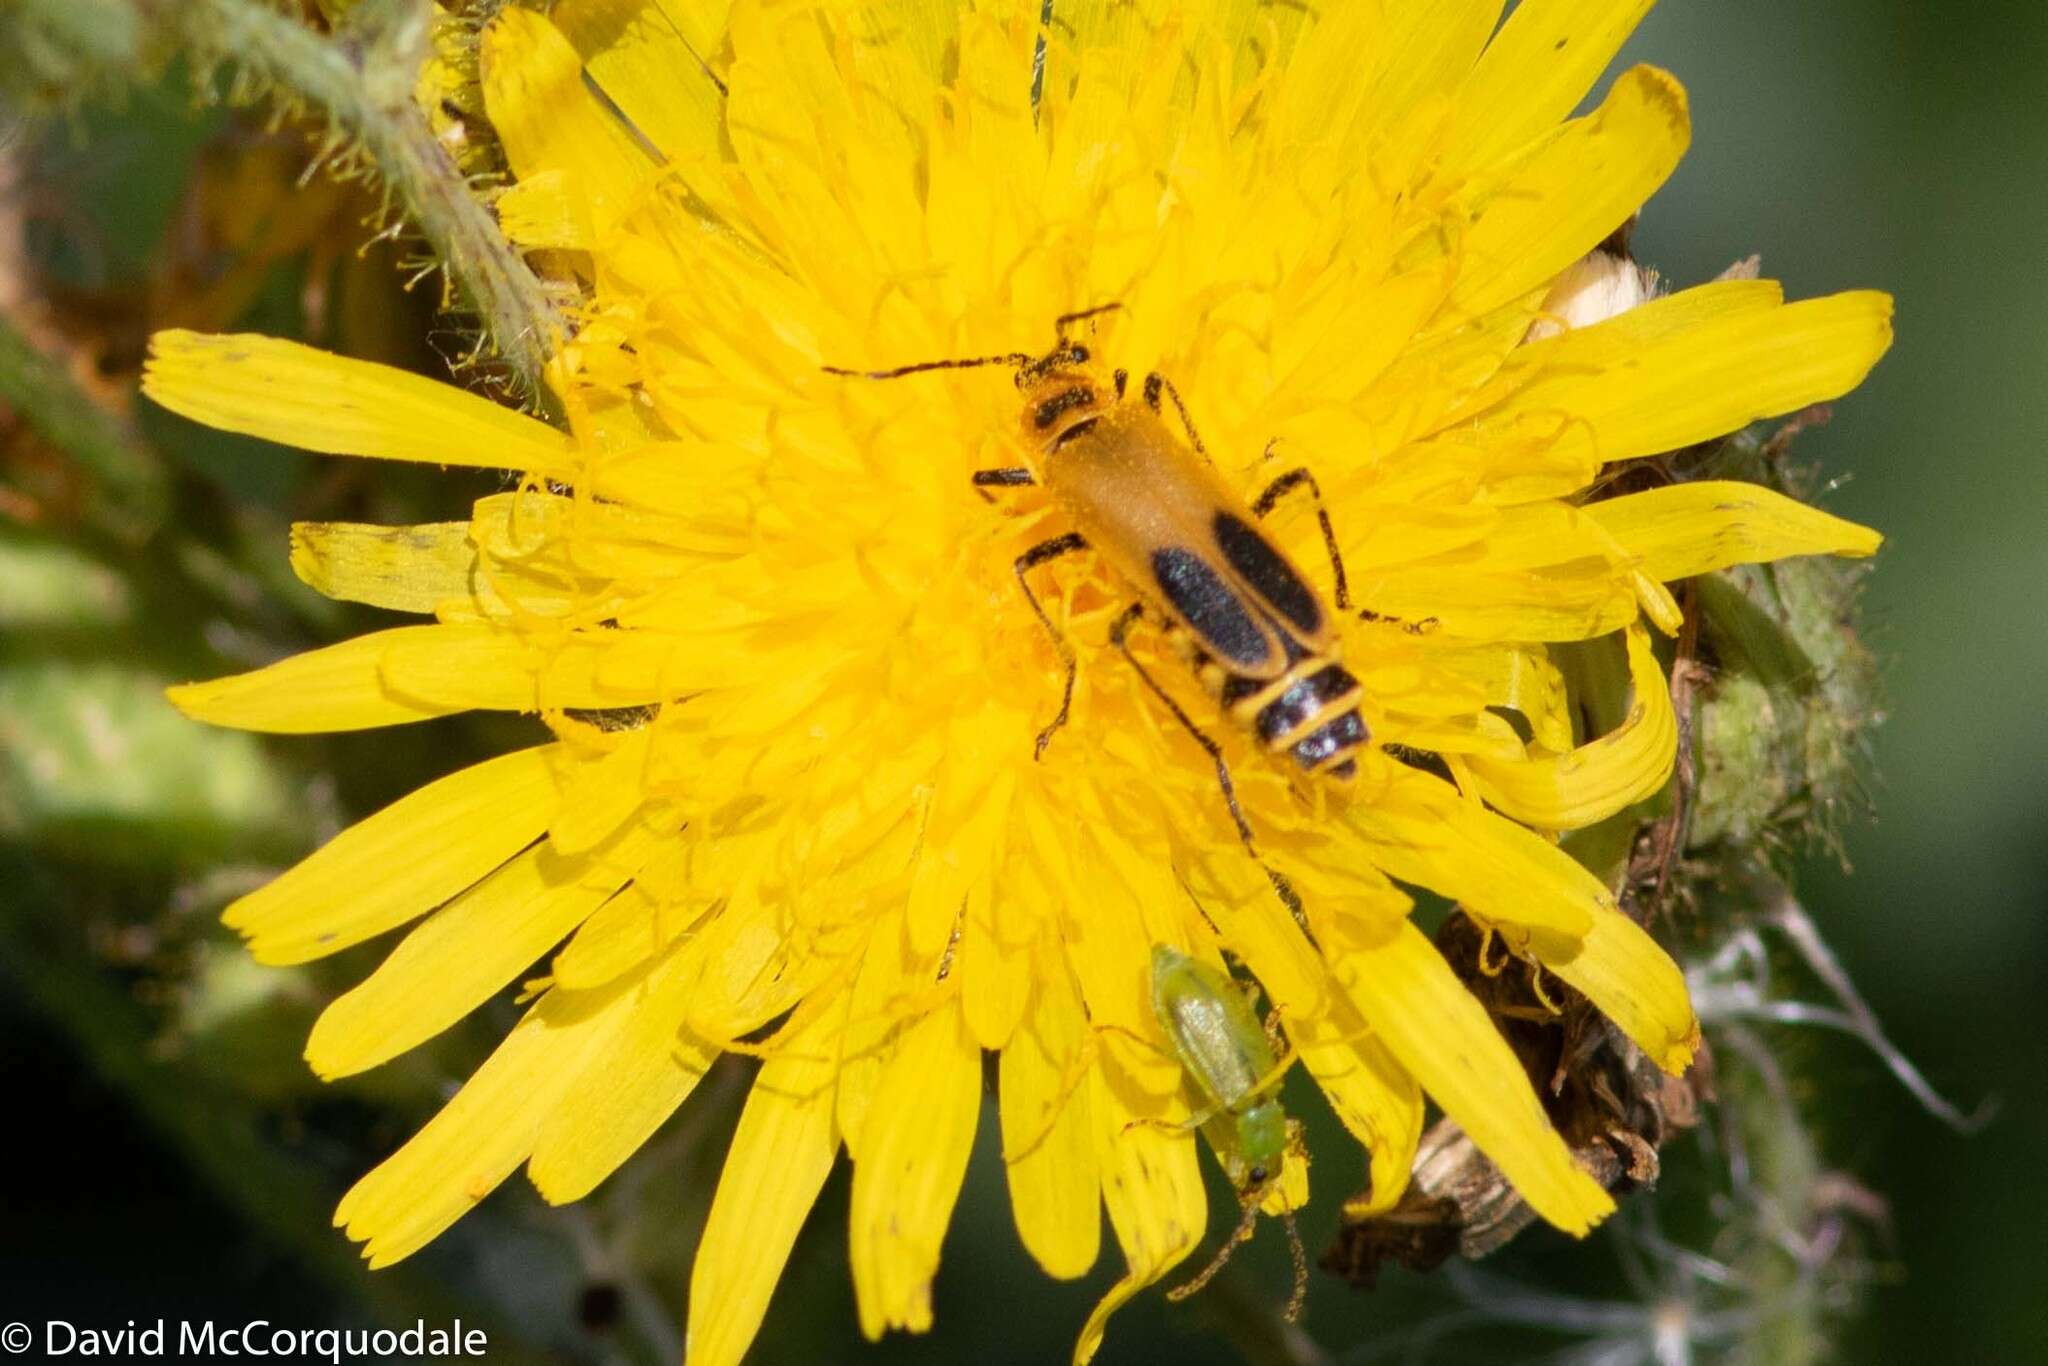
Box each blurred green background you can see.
[1,2,2041,1363]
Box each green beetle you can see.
[1148,943,1310,1319]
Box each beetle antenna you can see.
[1165,1194,1262,1304]
[1054,301,1123,342]
[1280,1210,1308,1323]
[822,352,1035,380]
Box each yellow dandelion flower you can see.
[143,2,1891,1362]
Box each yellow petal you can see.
[1520,275,1787,364]
[494,169,592,250]
[1222,904,1329,1021]
[1539,906,1700,1075]
[306,824,655,1078]
[1328,917,1613,1234]
[1481,290,1895,487]
[683,878,803,1043]
[1584,479,1884,581]
[225,744,563,965]
[1466,622,1676,829]
[1297,1007,1424,1218]
[1452,0,1657,170]
[1260,1135,1311,1216]
[143,331,571,471]
[1277,2,1501,157]
[1341,753,1607,939]
[1352,558,1640,643]
[290,521,475,615]
[834,903,928,1159]
[1449,65,1689,322]
[1440,642,1576,753]
[645,0,732,80]
[1073,1062,1206,1366]
[551,839,699,989]
[536,633,691,710]
[552,0,740,224]
[959,897,1031,1050]
[850,1002,982,1339]
[334,975,648,1267]
[479,8,655,213]
[529,940,721,1202]
[1266,262,1458,423]
[168,628,463,733]
[722,4,926,312]
[376,622,539,712]
[547,725,656,855]
[1185,852,1327,1018]
[685,1005,843,1366]
[906,756,1013,956]
[1000,968,1100,1281]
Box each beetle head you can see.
[1014,341,1114,450]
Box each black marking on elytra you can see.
[1274,623,1311,667]
[1289,710,1368,771]
[1151,548,1270,668]
[1254,664,1355,745]
[1051,415,1101,449]
[1034,386,1096,430]
[1214,511,1321,635]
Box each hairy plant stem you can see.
[175,0,561,393]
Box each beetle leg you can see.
[1111,603,1307,924]
[1015,532,1088,758]
[1110,603,1256,848]
[1141,372,1208,458]
[1092,1020,1172,1058]
[972,465,1037,504]
[1242,1046,1301,1102]
[1251,459,1351,611]
[1357,605,1441,634]
[974,466,1036,486]
[1121,1105,1226,1137]
[1259,1002,1290,1059]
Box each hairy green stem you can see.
[177,0,561,392]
